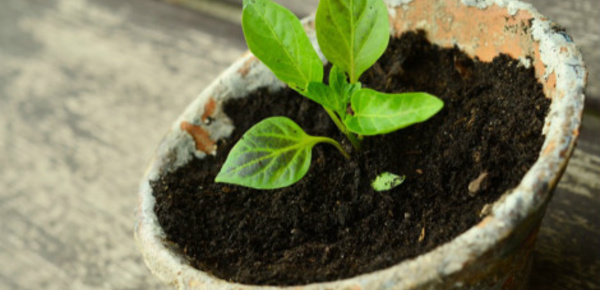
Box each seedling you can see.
[215,0,443,189]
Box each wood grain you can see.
[0,0,597,289]
[0,0,245,288]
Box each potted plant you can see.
[134,0,587,288]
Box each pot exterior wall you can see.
[135,0,586,289]
[434,202,549,289]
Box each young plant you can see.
[215,0,443,189]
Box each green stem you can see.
[324,108,361,150]
[314,137,350,159]
[324,108,346,132]
[345,130,362,150]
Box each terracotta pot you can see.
[134,0,587,288]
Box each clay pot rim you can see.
[134,0,587,288]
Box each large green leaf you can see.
[344,89,444,135]
[216,117,346,189]
[316,0,390,83]
[242,0,323,92]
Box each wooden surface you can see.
[0,0,597,289]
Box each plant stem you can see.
[324,108,345,131]
[324,108,362,150]
[314,137,350,159]
[344,130,362,150]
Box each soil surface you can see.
[153,31,550,286]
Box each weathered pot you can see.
[134,0,587,288]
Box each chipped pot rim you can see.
[134,0,587,289]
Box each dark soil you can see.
[153,31,550,286]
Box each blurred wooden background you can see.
[0,0,597,289]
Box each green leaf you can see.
[215,117,347,189]
[344,89,444,135]
[371,172,405,191]
[316,0,390,83]
[242,0,323,92]
[328,65,361,118]
[305,82,339,112]
[305,66,362,119]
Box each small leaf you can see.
[329,65,361,117]
[242,0,323,92]
[329,65,349,99]
[345,89,444,135]
[305,82,339,112]
[216,117,345,189]
[316,0,390,83]
[371,172,406,191]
